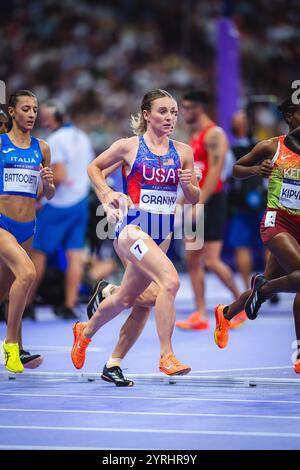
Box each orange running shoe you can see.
[176,312,209,330]
[230,311,247,329]
[159,353,191,376]
[71,321,91,369]
[214,304,231,349]
[294,361,300,374]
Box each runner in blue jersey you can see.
[71,89,200,377]
[0,90,55,373]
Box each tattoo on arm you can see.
[207,137,222,167]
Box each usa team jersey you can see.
[0,133,42,198]
[122,135,181,214]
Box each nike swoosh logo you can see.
[164,365,173,370]
[281,155,291,160]
[2,148,15,154]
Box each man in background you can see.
[28,100,94,319]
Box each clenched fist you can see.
[178,168,192,187]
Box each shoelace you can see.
[4,350,10,366]
[165,355,183,367]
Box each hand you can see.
[178,168,192,188]
[257,159,273,178]
[103,190,134,222]
[40,164,54,187]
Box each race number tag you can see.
[3,167,39,195]
[130,238,149,261]
[264,211,277,228]
[139,185,177,214]
[279,179,300,210]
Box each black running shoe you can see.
[87,280,109,319]
[20,350,43,369]
[245,274,267,320]
[101,364,134,387]
[54,305,78,320]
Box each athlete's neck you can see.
[8,127,31,148]
[284,126,300,154]
[143,130,169,153]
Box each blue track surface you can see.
[0,274,299,450]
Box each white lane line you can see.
[1,392,300,405]
[134,366,292,377]
[190,366,292,374]
[0,408,300,420]
[1,425,300,438]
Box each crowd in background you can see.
[0,0,298,148]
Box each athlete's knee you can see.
[17,262,36,289]
[118,293,136,310]
[161,273,180,297]
[204,257,220,272]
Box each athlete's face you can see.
[144,97,178,135]
[288,107,300,131]
[181,100,202,125]
[39,106,58,131]
[9,96,38,132]
[0,116,8,134]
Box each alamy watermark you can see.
[291,80,300,105]
[95,202,205,250]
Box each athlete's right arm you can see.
[233,138,278,180]
[87,138,132,208]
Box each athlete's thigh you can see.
[267,232,300,273]
[0,262,14,299]
[0,235,33,299]
[117,260,153,300]
[21,236,33,254]
[0,229,33,277]
[117,225,178,287]
[115,235,172,305]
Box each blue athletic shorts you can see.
[33,198,88,255]
[228,213,264,249]
[0,213,36,244]
[115,208,174,246]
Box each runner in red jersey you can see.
[176,90,246,331]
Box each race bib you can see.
[279,178,300,210]
[264,211,276,228]
[139,185,177,214]
[4,167,39,195]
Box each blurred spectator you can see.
[176,90,243,331]
[28,100,93,319]
[0,109,8,134]
[227,110,266,288]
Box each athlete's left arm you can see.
[178,143,200,204]
[200,127,227,204]
[39,140,55,200]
